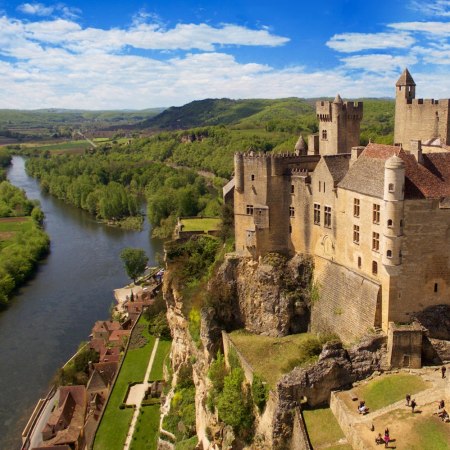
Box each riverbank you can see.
[0,156,163,450]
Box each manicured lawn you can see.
[149,339,171,381]
[180,217,221,232]
[302,407,347,448]
[94,316,156,450]
[356,374,428,411]
[129,405,161,450]
[229,330,314,387]
[409,416,450,450]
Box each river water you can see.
[0,156,163,449]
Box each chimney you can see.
[350,146,365,166]
[410,140,423,164]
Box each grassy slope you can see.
[356,374,428,411]
[228,330,314,388]
[94,317,156,450]
[302,407,349,449]
[149,339,172,381]
[179,218,221,232]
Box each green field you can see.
[129,405,161,450]
[302,407,350,449]
[180,217,221,232]
[94,316,156,450]
[0,217,33,249]
[355,374,428,411]
[229,330,315,387]
[149,339,171,381]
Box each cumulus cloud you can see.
[327,32,415,53]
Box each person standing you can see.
[405,394,411,406]
[411,399,417,413]
[442,366,447,379]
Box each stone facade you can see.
[233,69,450,342]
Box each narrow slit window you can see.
[358,256,362,268]
[372,261,378,275]
[434,283,438,293]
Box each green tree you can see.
[120,247,148,282]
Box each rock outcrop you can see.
[210,253,313,337]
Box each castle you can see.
[231,69,450,345]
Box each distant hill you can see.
[137,97,394,140]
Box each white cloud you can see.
[327,32,415,53]
[410,0,450,17]
[340,54,418,72]
[18,3,53,16]
[389,21,450,36]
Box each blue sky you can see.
[1,0,450,109]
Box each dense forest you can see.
[0,181,49,306]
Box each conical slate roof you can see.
[396,68,416,86]
[294,135,306,152]
[333,93,343,103]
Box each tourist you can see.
[375,433,384,445]
[442,366,447,378]
[405,394,411,406]
[411,399,417,413]
[383,432,390,448]
[439,399,445,409]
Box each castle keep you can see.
[232,69,450,343]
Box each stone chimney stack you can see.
[350,146,365,166]
[410,140,423,164]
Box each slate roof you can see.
[322,154,351,186]
[338,143,450,199]
[396,68,416,86]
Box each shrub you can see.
[252,374,269,413]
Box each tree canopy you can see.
[120,247,148,282]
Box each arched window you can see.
[372,261,378,275]
[322,130,327,140]
[388,183,394,192]
[387,219,393,227]
[387,250,392,258]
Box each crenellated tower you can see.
[315,94,363,155]
[382,155,405,266]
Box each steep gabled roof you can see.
[322,154,351,186]
[338,143,450,199]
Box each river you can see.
[0,156,163,449]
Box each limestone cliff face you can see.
[210,253,313,337]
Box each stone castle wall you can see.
[311,257,380,343]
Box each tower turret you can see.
[382,155,405,266]
[394,68,416,146]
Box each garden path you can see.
[123,337,160,450]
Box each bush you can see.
[252,374,269,413]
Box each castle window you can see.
[372,232,380,252]
[289,225,292,234]
[387,249,392,258]
[388,183,394,192]
[373,204,380,224]
[251,174,255,181]
[324,182,326,192]
[314,203,321,225]
[289,206,295,218]
[353,225,360,244]
[358,256,362,268]
[387,219,393,227]
[434,283,438,293]
[322,130,328,140]
[372,261,378,275]
[353,198,360,217]
[400,219,404,228]
[246,204,254,215]
[319,181,321,192]
[324,206,332,228]
[291,184,294,194]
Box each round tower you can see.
[382,155,405,266]
[234,153,244,192]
